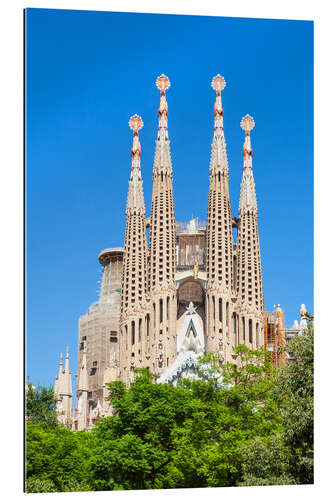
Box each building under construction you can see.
[264,304,309,366]
[54,73,307,430]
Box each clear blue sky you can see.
[25,8,313,388]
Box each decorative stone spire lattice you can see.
[148,74,177,375]
[238,115,257,213]
[209,75,229,175]
[120,115,149,385]
[236,115,264,348]
[126,114,145,212]
[205,75,235,360]
[156,74,170,141]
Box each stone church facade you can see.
[55,74,265,430]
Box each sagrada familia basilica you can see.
[54,74,306,430]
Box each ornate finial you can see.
[241,114,255,171]
[211,74,226,93]
[156,75,170,140]
[129,114,143,176]
[66,346,69,356]
[241,114,255,133]
[156,74,171,92]
[129,114,143,133]
[211,75,226,133]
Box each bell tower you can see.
[205,75,235,361]
[119,115,150,385]
[235,115,264,348]
[148,75,177,375]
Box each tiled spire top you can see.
[129,114,143,180]
[209,75,228,174]
[241,114,255,170]
[239,114,257,213]
[156,74,170,140]
[211,75,226,132]
[127,115,145,212]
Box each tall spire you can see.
[58,352,63,376]
[210,75,229,175]
[236,114,264,348]
[239,115,257,213]
[64,346,69,371]
[119,115,149,385]
[205,74,234,361]
[148,73,177,376]
[54,352,63,396]
[63,346,72,396]
[153,74,173,176]
[54,348,72,426]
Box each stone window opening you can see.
[249,319,253,344]
[131,321,135,345]
[110,331,118,343]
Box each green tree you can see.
[25,421,96,492]
[239,434,296,486]
[90,348,282,490]
[277,317,314,484]
[238,317,314,486]
[25,333,314,492]
[25,382,58,428]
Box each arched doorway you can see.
[178,277,205,323]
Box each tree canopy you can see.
[25,383,58,428]
[25,320,314,492]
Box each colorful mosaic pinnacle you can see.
[156,74,171,92]
[211,75,225,127]
[211,74,226,93]
[129,115,143,172]
[156,75,170,139]
[241,114,255,133]
[129,114,143,132]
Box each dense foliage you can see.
[25,421,96,492]
[25,320,314,492]
[25,383,58,428]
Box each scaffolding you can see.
[264,306,287,366]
